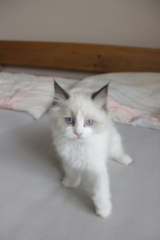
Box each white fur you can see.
[50,87,132,218]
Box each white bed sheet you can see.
[0,109,33,135]
[0,67,160,240]
[0,110,160,240]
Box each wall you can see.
[0,0,160,48]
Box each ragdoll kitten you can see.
[50,81,132,218]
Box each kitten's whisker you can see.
[41,135,53,152]
[49,134,64,154]
[49,144,54,154]
[52,134,64,143]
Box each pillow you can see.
[0,72,79,119]
[70,72,160,130]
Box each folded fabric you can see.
[0,72,79,119]
[71,72,160,130]
[1,72,160,129]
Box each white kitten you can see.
[50,81,132,218]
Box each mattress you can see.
[0,109,160,240]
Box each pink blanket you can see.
[0,73,79,119]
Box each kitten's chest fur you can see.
[54,130,110,170]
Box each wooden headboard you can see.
[0,41,160,73]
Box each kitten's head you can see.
[50,81,109,140]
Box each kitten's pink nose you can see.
[74,132,83,137]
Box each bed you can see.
[0,41,160,240]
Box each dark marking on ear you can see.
[54,81,70,100]
[91,83,109,110]
[91,83,109,100]
[52,80,70,106]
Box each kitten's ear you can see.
[53,81,70,105]
[91,84,109,109]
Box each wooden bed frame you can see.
[0,41,160,73]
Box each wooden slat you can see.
[0,41,160,72]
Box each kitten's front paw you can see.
[62,177,80,188]
[95,200,112,218]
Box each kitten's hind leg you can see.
[113,154,132,165]
[110,129,132,165]
[62,162,81,188]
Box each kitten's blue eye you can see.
[85,120,94,126]
[65,117,74,124]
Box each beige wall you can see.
[0,0,160,48]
